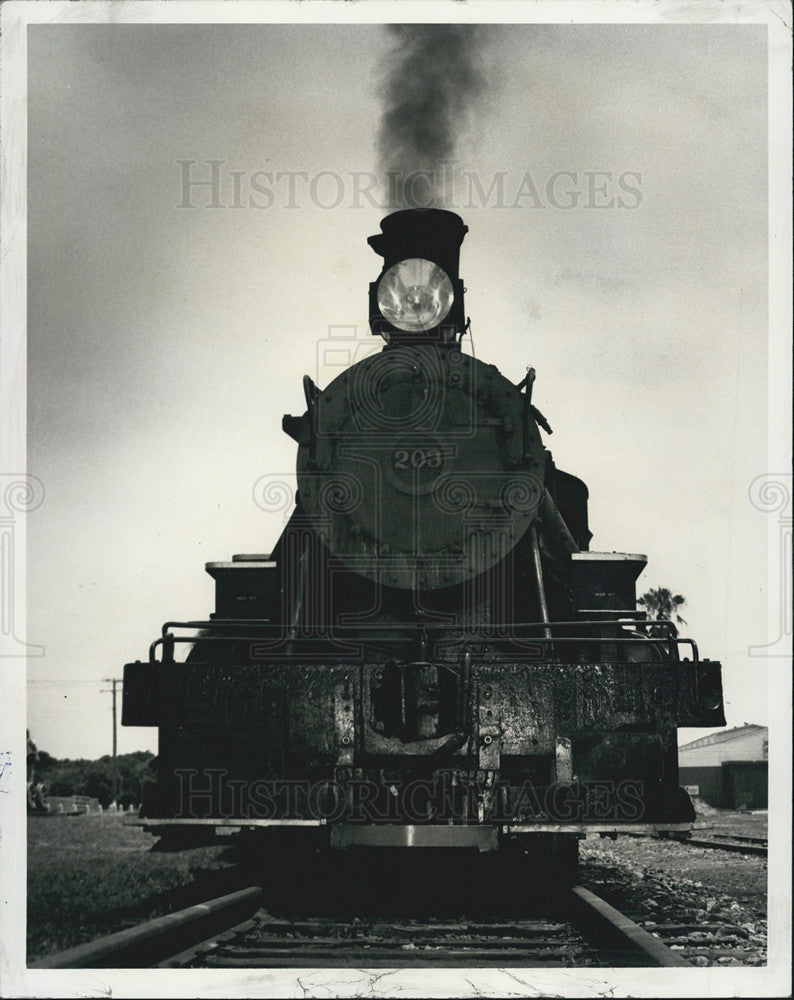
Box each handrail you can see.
[148,620,697,665]
[160,617,678,636]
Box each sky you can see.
[22,19,775,760]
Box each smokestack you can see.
[377,25,490,209]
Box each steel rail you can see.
[624,831,768,858]
[31,883,691,969]
[173,885,692,968]
[671,835,767,857]
[568,885,691,967]
[29,886,263,969]
[711,833,767,844]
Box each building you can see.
[678,724,768,809]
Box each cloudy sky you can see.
[22,16,775,759]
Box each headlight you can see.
[376,258,454,333]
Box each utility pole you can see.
[101,678,122,805]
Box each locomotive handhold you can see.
[122,209,725,868]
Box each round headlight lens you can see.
[377,258,454,333]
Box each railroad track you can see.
[31,836,767,970]
[675,834,767,857]
[623,829,767,857]
[31,884,691,969]
[616,917,766,967]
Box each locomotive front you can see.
[122,210,725,868]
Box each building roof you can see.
[679,724,767,752]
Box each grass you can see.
[27,812,235,962]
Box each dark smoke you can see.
[377,24,491,209]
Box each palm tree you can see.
[637,587,687,638]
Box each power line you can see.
[27,711,107,719]
[27,679,105,685]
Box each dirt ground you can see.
[579,807,768,966]
[581,835,767,915]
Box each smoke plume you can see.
[377,25,491,209]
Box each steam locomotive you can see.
[122,209,724,873]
